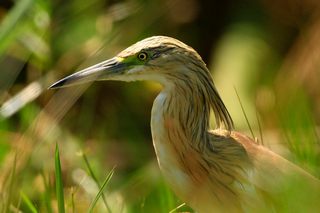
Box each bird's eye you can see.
[137,52,148,61]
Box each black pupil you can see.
[139,53,146,60]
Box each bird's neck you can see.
[150,82,210,196]
[151,80,211,151]
[150,74,233,199]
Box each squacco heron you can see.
[50,36,320,212]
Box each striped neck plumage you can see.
[156,64,234,150]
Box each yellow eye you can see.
[137,52,148,61]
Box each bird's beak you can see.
[49,57,125,89]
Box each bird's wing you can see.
[230,131,320,211]
[230,131,320,187]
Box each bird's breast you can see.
[151,92,192,197]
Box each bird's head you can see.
[49,36,207,89]
[49,36,234,131]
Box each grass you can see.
[55,143,66,213]
[81,151,112,212]
[41,171,54,213]
[0,0,34,55]
[20,191,38,213]
[87,166,115,213]
[168,203,186,213]
[0,0,319,212]
[54,145,117,213]
[2,154,18,213]
[234,87,255,140]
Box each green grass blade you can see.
[3,153,17,213]
[234,87,255,139]
[169,203,186,213]
[20,191,38,213]
[71,187,76,213]
[256,109,264,145]
[81,152,112,212]
[87,166,116,213]
[0,0,34,55]
[55,143,65,213]
[41,171,53,213]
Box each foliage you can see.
[0,0,319,212]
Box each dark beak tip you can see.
[48,83,57,90]
[48,79,66,90]
[48,57,121,90]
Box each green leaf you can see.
[87,166,115,213]
[55,143,65,213]
[20,191,38,213]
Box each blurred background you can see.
[0,0,320,212]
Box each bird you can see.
[50,36,320,212]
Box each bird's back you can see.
[193,130,320,213]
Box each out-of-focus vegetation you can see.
[0,0,319,212]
